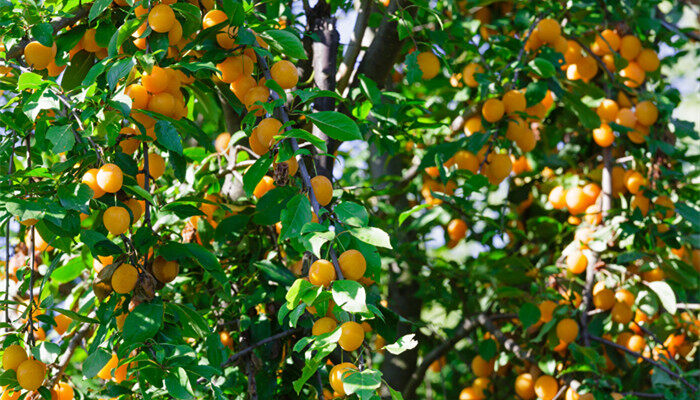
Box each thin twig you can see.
[5,141,13,328]
[222,328,300,367]
[47,324,92,387]
[26,135,35,347]
[511,14,542,88]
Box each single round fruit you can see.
[620,62,645,88]
[462,63,484,87]
[111,263,138,294]
[536,18,561,44]
[96,163,124,193]
[2,345,27,371]
[97,353,118,380]
[329,362,357,396]
[635,101,658,126]
[631,194,650,216]
[24,41,53,70]
[312,317,337,336]
[54,314,72,335]
[16,359,46,391]
[566,250,587,274]
[243,86,270,115]
[615,289,635,307]
[202,9,227,29]
[611,301,633,324]
[447,218,468,241]
[126,84,150,110]
[556,318,579,343]
[148,4,176,33]
[416,51,440,79]
[481,98,504,123]
[308,259,336,287]
[548,186,567,209]
[596,99,619,121]
[534,375,558,400]
[147,92,176,117]
[310,175,333,206]
[594,29,621,53]
[619,35,641,60]
[152,256,179,283]
[231,75,257,101]
[51,382,74,400]
[514,373,536,400]
[256,118,283,148]
[338,321,364,351]
[636,49,659,72]
[502,89,526,114]
[103,206,130,235]
[215,132,231,153]
[592,123,614,147]
[459,387,484,400]
[270,60,299,89]
[470,355,493,377]
[142,66,169,94]
[484,153,512,185]
[253,176,275,199]
[82,168,105,198]
[464,116,483,136]
[624,171,645,194]
[593,287,615,311]
[145,152,166,179]
[338,249,366,281]
[216,55,246,84]
[565,187,588,215]
[539,300,557,323]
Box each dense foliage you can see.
[0,0,698,399]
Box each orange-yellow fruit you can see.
[126,84,150,110]
[635,101,658,126]
[152,256,179,283]
[611,301,633,324]
[556,318,579,344]
[16,359,45,391]
[144,152,166,179]
[103,206,130,235]
[592,123,614,147]
[565,187,589,215]
[416,51,440,79]
[596,99,619,121]
[337,249,366,281]
[447,218,468,241]
[338,321,364,351]
[329,362,357,396]
[244,86,270,116]
[142,66,169,94]
[514,373,536,400]
[54,314,72,335]
[256,117,283,148]
[534,375,558,400]
[168,20,183,44]
[484,153,512,185]
[310,175,333,206]
[462,63,484,87]
[270,60,299,88]
[248,132,268,156]
[624,171,645,194]
[564,40,582,64]
[97,353,118,380]
[231,75,257,101]
[464,116,483,136]
[96,163,123,193]
[566,250,587,274]
[308,259,336,287]
[536,18,561,44]
[459,387,484,400]
[202,9,227,29]
[2,345,27,371]
[111,263,138,294]
[24,41,54,70]
[593,284,615,310]
[548,186,567,209]
[51,382,74,400]
[502,89,526,114]
[594,29,621,54]
[539,300,557,323]
[615,108,637,128]
[481,99,504,123]
[620,62,645,88]
[454,150,479,173]
[636,49,659,72]
[631,194,650,216]
[253,175,275,198]
[576,56,598,81]
[312,317,337,336]
[215,132,231,153]
[148,4,176,33]
[619,35,641,60]
[470,355,493,377]
[82,168,106,198]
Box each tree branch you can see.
[47,324,92,387]
[336,0,372,92]
[222,328,301,367]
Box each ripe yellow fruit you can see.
[470,355,493,377]
[620,62,645,88]
[309,259,336,287]
[97,353,118,380]
[51,382,74,400]
[534,375,558,400]
[614,288,635,307]
[148,4,176,33]
[556,318,579,343]
[216,25,238,49]
[481,99,504,123]
[144,152,166,179]
[168,20,183,44]
[654,195,674,219]
[54,314,72,335]
[636,49,659,72]
[147,92,175,117]
[635,101,658,126]
[624,171,645,194]
[472,377,491,397]
[595,29,621,53]
[312,317,337,336]
[103,206,130,235]
[502,89,526,114]
[202,9,227,29]
[231,75,257,101]
[338,321,364,351]
[596,99,619,121]
[152,256,179,283]
[119,127,140,155]
[2,345,27,371]
[126,84,150,110]
[564,40,582,64]
[271,60,299,89]
[112,263,138,294]
[215,132,231,154]
[97,163,124,193]
[416,51,440,79]
[566,250,587,274]
[462,63,484,87]
[310,175,333,206]
[142,66,169,94]
[244,85,270,116]
[447,218,467,241]
[275,154,298,176]
[24,41,54,70]
[484,153,512,185]
[458,387,484,400]
[539,300,557,323]
[593,286,615,311]
[611,301,632,324]
[615,108,637,128]
[536,18,561,44]
[454,151,479,173]
[216,55,247,84]
[619,35,641,60]
[256,118,283,148]
[329,362,357,396]
[515,373,536,399]
[592,123,614,147]
[338,249,366,281]
[631,194,650,216]
[577,56,599,81]
[253,176,275,199]
[548,186,567,209]
[82,168,105,198]
[464,116,483,136]
[16,358,46,391]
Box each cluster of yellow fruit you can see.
[125,65,191,128]
[457,355,495,399]
[1,344,46,391]
[23,40,64,77]
[593,97,658,146]
[548,182,602,227]
[74,28,108,59]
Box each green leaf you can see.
[51,257,85,283]
[645,281,676,314]
[518,302,541,330]
[162,203,205,219]
[62,51,95,91]
[676,203,698,230]
[281,128,328,152]
[184,243,227,283]
[35,341,61,364]
[279,194,312,241]
[18,72,44,91]
[164,367,195,400]
[343,369,382,395]
[89,0,113,21]
[155,120,184,154]
[384,334,418,355]
[349,227,392,249]
[335,202,369,227]
[398,204,430,226]
[530,58,555,78]
[107,58,135,92]
[57,183,92,213]
[332,280,369,313]
[478,339,498,361]
[261,29,307,60]
[46,125,75,153]
[31,23,54,47]
[254,260,296,286]
[83,348,112,378]
[123,300,163,344]
[243,154,273,197]
[306,111,361,141]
